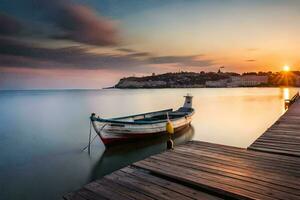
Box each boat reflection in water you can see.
[88,125,194,180]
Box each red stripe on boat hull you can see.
[99,123,191,146]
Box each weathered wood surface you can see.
[64,161,223,200]
[249,94,300,156]
[133,141,300,200]
[65,141,300,200]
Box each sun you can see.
[283,65,290,72]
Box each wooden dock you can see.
[65,93,300,200]
[249,92,300,156]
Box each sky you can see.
[1,0,300,89]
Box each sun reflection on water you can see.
[283,88,290,100]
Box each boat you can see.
[90,94,194,146]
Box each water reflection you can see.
[89,126,194,181]
[283,88,290,100]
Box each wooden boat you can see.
[90,94,194,146]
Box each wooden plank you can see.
[119,167,223,200]
[160,149,300,183]
[134,157,299,199]
[65,164,223,200]
[252,141,300,150]
[83,180,136,200]
[134,158,276,200]
[66,188,107,200]
[97,177,156,200]
[186,141,300,166]
[152,154,300,194]
[176,144,300,175]
[248,146,300,157]
[105,171,195,200]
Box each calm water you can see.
[0,88,298,200]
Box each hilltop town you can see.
[114,71,300,88]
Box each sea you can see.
[0,88,298,200]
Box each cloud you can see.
[0,38,214,72]
[117,48,136,53]
[0,37,142,71]
[44,1,118,46]
[245,59,256,62]
[128,52,151,57]
[117,48,150,57]
[0,1,119,46]
[147,55,214,67]
[0,13,23,36]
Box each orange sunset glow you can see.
[1,0,300,89]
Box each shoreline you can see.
[106,86,298,89]
[1,86,298,91]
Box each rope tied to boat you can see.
[82,115,107,154]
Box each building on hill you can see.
[241,75,268,86]
[227,76,242,87]
[227,75,268,87]
[205,79,229,87]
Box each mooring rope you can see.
[82,121,107,153]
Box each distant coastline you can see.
[113,71,300,89]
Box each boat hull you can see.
[99,123,191,146]
[91,115,193,146]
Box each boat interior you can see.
[109,107,194,123]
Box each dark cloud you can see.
[117,48,136,53]
[0,38,214,72]
[117,48,151,57]
[0,37,142,70]
[128,52,151,57]
[245,59,256,62]
[0,0,118,46]
[0,13,23,36]
[44,1,118,46]
[147,55,214,67]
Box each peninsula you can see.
[114,71,300,88]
